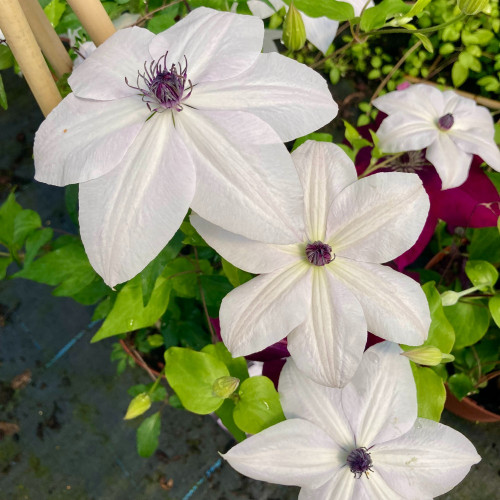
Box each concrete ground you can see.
[0,69,498,500]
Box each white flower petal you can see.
[376,113,438,153]
[279,358,354,451]
[34,94,147,186]
[442,91,493,131]
[292,141,357,242]
[373,85,444,121]
[301,14,338,54]
[330,259,430,346]
[451,128,500,172]
[341,342,417,448]
[149,7,263,83]
[223,418,344,488]
[178,108,305,244]
[326,172,429,263]
[248,0,284,18]
[190,213,301,274]
[189,53,338,142]
[288,269,366,388]
[220,263,312,356]
[69,27,155,100]
[298,468,356,500]
[354,472,405,499]
[79,114,195,287]
[372,419,481,499]
[425,133,472,190]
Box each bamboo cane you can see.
[19,0,73,78]
[66,0,116,47]
[0,0,61,116]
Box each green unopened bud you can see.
[212,376,240,399]
[283,2,307,52]
[124,393,151,420]
[458,0,488,15]
[402,346,454,366]
[441,290,460,306]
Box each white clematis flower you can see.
[34,7,337,287]
[373,84,500,190]
[191,141,431,387]
[248,0,373,54]
[223,342,481,499]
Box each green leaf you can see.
[447,373,475,400]
[199,275,232,312]
[92,274,172,341]
[0,74,7,110]
[489,295,500,328]
[451,61,468,87]
[0,45,14,70]
[136,412,161,458]
[44,0,66,27]
[92,296,114,321]
[0,193,22,249]
[161,257,211,298]
[202,342,249,382]
[406,0,432,17]
[164,347,229,414]
[70,277,109,305]
[128,383,167,402]
[291,132,333,152]
[147,10,178,33]
[233,376,285,434]
[13,210,41,247]
[221,258,253,288]
[360,0,411,31]
[411,363,446,421]
[465,260,498,291]
[0,256,12,279]
[64,185,79,227]
[343,120,371,150]
[444,301,490,349]
[215,399,246,442]
[414,33,434,53]
[282,0,355,22]
[469,227,500,262]
[124,393,152,420]
[24,228,53,267]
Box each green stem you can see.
[358,152,405,178]
[148,367,165,395]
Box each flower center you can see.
[125,52,193,114]
[305,241,333,266]
[437,113,454,131]
[346,447,373,478]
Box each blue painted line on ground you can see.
[44,320,99,368]
[181,457,223,500]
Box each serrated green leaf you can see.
[64,185,79,227]
[24,228,53,267]
[136,412,161,457]
[0,256,12,279]
[411,363,446,421]
[13,210,41,247]
[0,193,22,249]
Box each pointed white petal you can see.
[298,468,356,500]
[425,134,472,189]
[376,113,438,153]
[178,108,305,244]
[288,269,366,388]
[354,472,405,499]
[301,14,338,54]
[190,53,338,142]
[373,85,444,121]
[372,418,481,499]
[223,418,344,488]
[149,8,263,83]
[279,358,354,451]
[190,213,301,274]
[330,259,430,346]
[248,0,284,18]
[79,114,195,287]
[293,141,357,242]
[326,172,429,263]
[220,263,312,356]
[34,94,147,186]
[450,128,500,172]
[69,27,155,100]
[341,342,417,449]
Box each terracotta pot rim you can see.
[445,383,500,423]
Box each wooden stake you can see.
[0,0,61,116]
[67,0,116,47]
[19,0,73,78]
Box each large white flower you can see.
[34,7,337,287]
[248,0,372,54]
[373,84,500,190]
[223,342,481,499]
[191,141,431,387]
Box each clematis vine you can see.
[34,7,336,287]
[223,342,481,499]
[247,0,373,54]
[191,141,431,387]
[373,84,500,190]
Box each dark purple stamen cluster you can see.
[346,447,373,478]
[125,52,192,114]
[437,113,454,131]
[305,241,334,266]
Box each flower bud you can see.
[212,376,240,399]
[441,290,460,306]
[124,393,151,420]
[402,346,454,366]
[458,0,488,15]
[282,2,307,52]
